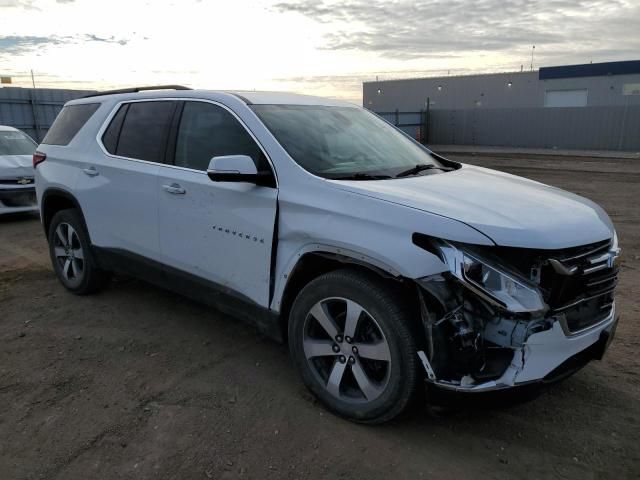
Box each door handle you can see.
[162,183,186,195]
[83,167,99,177]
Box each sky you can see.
[1,0,639,104]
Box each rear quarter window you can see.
[42,103,100,146]
[101,104,128,154]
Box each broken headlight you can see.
[439,243,546,313]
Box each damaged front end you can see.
[413,234,620,392]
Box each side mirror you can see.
[206,155,274,186]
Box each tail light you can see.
[33,151,47,168]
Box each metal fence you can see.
[0,87,96,142]
[376,110,429,144]
[377,105,640,151]
[428,105,640,151]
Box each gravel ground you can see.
[0,154,638,480]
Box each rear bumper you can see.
[0,185,38,214]
[421,304,618,392]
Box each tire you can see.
[48,208,110,295]
[288,269,421,423]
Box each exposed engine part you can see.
[441,307,478,349]
[417,275,549,383]
[417,351,436,380]
[530,263,542,284]
[482,316,549,348]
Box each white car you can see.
[35,86,620,423]
[0,125,38,214]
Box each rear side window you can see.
[0,130,37,155]
[174,101,267,171]
[113,101,175,163]
[42,103,100,146]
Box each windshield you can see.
[0,130,37,156]
[251,105,446,179]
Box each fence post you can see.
[394,109,399,126]
[424,97,430,144]
[28,89,42,142]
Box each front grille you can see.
[540,240,617,333]
[0,177,34,185]
[0,189,37,207]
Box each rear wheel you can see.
[48,209,110,294]
[289,269,420,423]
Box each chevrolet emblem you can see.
[17,178,32,185]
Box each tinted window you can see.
[116,101,175,163]
[42,103,100,146]
[0,130,37,155]
[175,102,267,171]
[101,104,128,154]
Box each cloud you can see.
[0,36,59,53]
[84,34,128,46]
[0,34,129,55]
[0,0,39,9]
[273,0,640,61]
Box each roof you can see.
[365,59,640,85]
[73,87,355,107]
[230,91,354,107]
[539,60,640,80]
[363,70,536,85]
[0,125,19,132]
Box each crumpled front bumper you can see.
[420,304,618,392]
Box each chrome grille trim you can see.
[545,238,618,334]
[554,240,611,263]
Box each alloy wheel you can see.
[303,297,392,403]
[52,222,85,287]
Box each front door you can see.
[157,100,278,307]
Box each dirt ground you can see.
[1,154,638,480]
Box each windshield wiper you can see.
[395,164,453,178]
[330,172,393,181]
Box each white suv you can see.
[35,86,620,423]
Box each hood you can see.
[331,164,613,249]
[0,155,34,179]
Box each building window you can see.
[544,89,588,107]
[623,83,640,96]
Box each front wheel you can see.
[288,269,421,423]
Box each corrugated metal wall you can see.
[364,71,640,111]
[427,105,640,151]
[0,87,96,142]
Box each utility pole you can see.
[30,69,36,88]
[530,46,535,71]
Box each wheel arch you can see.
[41,188,89,240]
[275,250,422,343]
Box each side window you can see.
[101,104,128,154]
[174,102,268,172]
[115,101,175,163]
[42,103,100,146]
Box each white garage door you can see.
[544,89,588,107]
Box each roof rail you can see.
[82,85,192,98]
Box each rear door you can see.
[157,100,278,307]
[77,100,177,261]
